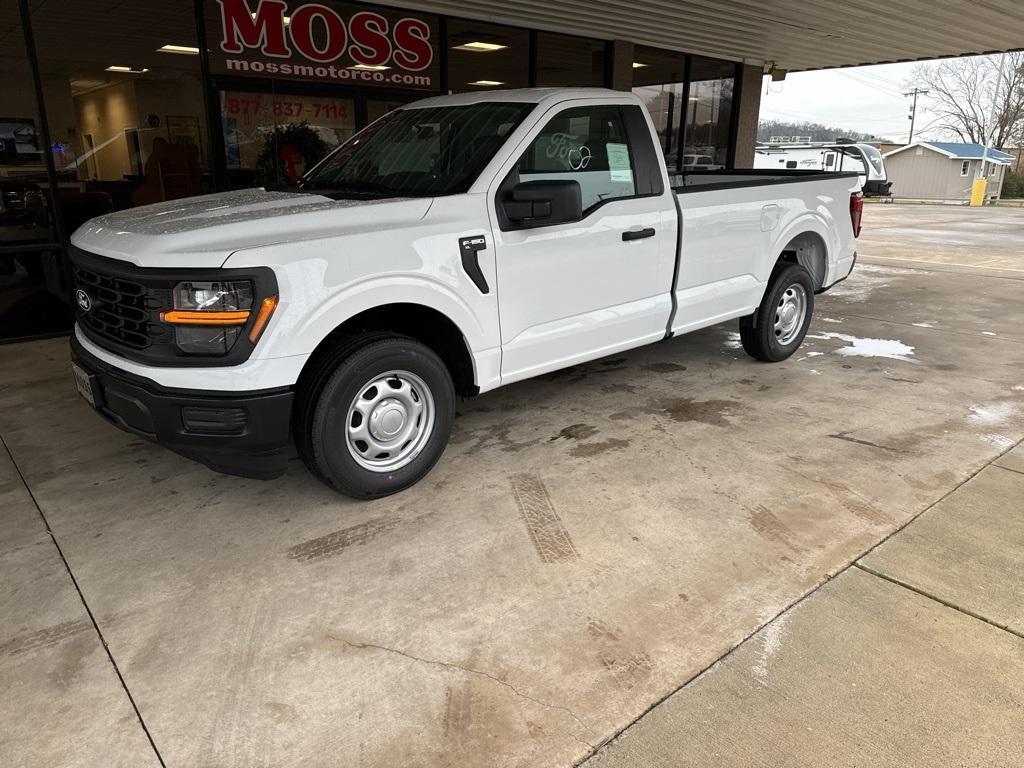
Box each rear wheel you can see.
[296,335,455,498]
[739,262,814,362]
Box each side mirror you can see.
[501,180,583,228]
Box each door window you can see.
[516,106,635,212]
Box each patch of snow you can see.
[827,280,886,302]
[809,369,821,375]
[1014,385,1024,392]
[723,331,742,349]
[981,331,997,336]
[808,332,916,361]
[854,263,928,276]
[912,322,934,328]
[752,615,789,685]
[806,351,824,357]
[820,317,844,324]
[967,402,1017,426]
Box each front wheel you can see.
[739,262,815,362]
[296,336,455,498]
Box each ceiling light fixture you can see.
[453,41,507,52]
[632,62,647,68]
[106,66,149,73]
[468,80,504,86]
[158,44,200,55]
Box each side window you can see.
[824,152,836,168]
[960,160,970,176]
[516,106,636,212]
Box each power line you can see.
[837,71,904,98]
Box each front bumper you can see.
[71,334,293,480]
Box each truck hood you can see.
[69,188,433,268]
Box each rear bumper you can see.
[818,251,857,294]
[863,180,891,197]
[70,334,293,479]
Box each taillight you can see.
[849,193,864,238]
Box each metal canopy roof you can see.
[375,0,1024,71]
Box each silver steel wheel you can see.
[774,283,807,345]
[345,370,435,473]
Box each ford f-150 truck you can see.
[68,88,862,498]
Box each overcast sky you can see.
[758,61,927,143]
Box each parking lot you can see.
[3,203,1023,767]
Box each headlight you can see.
[160,280,274,356]
[173,280,254,312]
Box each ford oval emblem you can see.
[76,289,93,312]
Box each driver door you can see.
[489,102,675,384]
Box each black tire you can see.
[739,262,815,362]
[295,335,455,498]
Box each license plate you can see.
[71,362,97,408]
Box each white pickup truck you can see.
[69,87,862,498]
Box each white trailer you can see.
[754,141,891,196]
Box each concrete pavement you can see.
[586,453,1024,767]
[2,204,1024,767]
[0,445,159,768]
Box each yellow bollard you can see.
[970,178,988,207]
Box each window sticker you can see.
[606,142,632,182]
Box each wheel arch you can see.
[776,229,829,290]
[297,303,478,399]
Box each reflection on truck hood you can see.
[69,188,432,268]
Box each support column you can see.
[732,64,764,168]
[609,40,635,91]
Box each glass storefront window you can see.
[631,47,736,173]
[3,0,743,344]
[0,9,67,341]
[221,91,355,186]
[631,46,687,171]
[535,33,606,87]
[684,56,736,170]
[447,20,529,92]
[30,0,207,211]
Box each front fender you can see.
[289,273,488,356]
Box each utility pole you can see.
[903,88,929,143]
[979,53,1009,180]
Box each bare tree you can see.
[910,53,1024,149]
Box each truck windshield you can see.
[301,102,535,198]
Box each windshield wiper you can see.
[307,180,397,198]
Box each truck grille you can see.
[68,244,276,367]
[72,264,155,350]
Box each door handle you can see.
[622,227,656,242]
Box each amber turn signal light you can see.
[160,309,251,326]
[248,295,279,342]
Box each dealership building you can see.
[1,0,1020,343]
